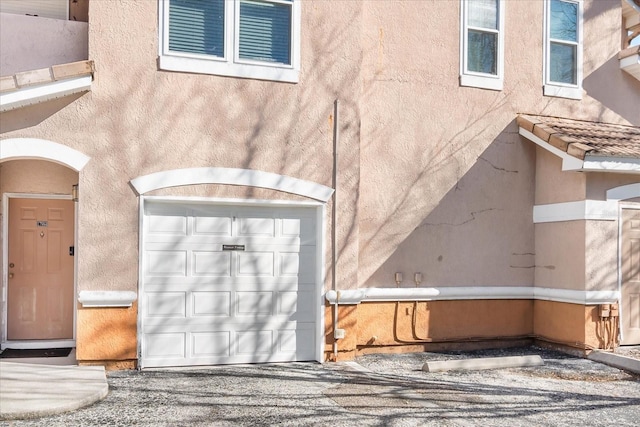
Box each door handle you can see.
[9,273,14,279]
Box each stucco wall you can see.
[0,160,77,195]
[358,0,638,290]
[1,0,638,362]
[535,221,586,290]
[534,148,587,205]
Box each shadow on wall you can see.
[582,0,640,125]
[583,55,640,125]
[0,93,86,134]
[366,120,536,289]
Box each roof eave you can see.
[518,126,640,175]
[582,156,640,174]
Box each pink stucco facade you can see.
[1,0,639,366]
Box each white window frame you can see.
[543,0,583,100]
[158,0,301,83]
[459,0,505,91]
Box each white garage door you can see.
[140,201,319,368]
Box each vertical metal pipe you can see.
[332,99,339,359]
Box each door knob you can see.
[9,273,14,279]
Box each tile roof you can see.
[517,114,640,160]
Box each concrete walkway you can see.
[0,361,108,420]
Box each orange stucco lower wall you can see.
[324,300,534,361]
[76,302,138,369]
[533,300,618,351]
[325,299,618,361]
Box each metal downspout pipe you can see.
[332,99,339,360]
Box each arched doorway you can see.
[1,138,89,348]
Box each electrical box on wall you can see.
[610,303,619,317]
[599,304,611,318]
[334,328,346,339]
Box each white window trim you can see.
[543,0,583,100]
[158,0,301,83]
[459,0,505,91]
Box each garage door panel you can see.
[237,216,276,237]
[278,325,315,356]
[148,214,188,235]
[279,248,315,283]
[144,332,186,359]
[282,216,316,245]
[146,250,187,276]
[237,252,274,276]
[193,215,232,236]
[192,332,231,357]
[192,251,232,276]
[146,292,186,317]
[192,291,231,316]
[278,291,315,321]
[142,202,318,367]
[236,291,274,315]
[237,330,274,355]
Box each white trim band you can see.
[0,138,90,171]
[533,200,617,223]
[325,287,619,306]
[78,291,137,308]
[130,167,334,202]
[0,75,92,112]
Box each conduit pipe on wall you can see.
[332,99,339,360]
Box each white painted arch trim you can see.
[607,183,640,201]
[0,138,90,171]
[77,291,137,308]
[130,167,334,202]
[325,287,619,306]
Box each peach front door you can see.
[7,198,74,340]
[621,208,640,345]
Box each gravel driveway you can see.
[2,346,639,427]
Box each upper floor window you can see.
[544,0,583,99]
[460,0,505,91]
[159,0,300,83]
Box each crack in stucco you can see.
[422,208,500,227]
[510,265,556,270]
[478,156,519,173]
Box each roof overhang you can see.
[620,46,640,81]
[621,0,640,80]
[0,60,94,112]
[518,114,640,174]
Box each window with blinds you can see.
[161,0,299,82]
[238,0,292,64]
[169,0,225,57]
